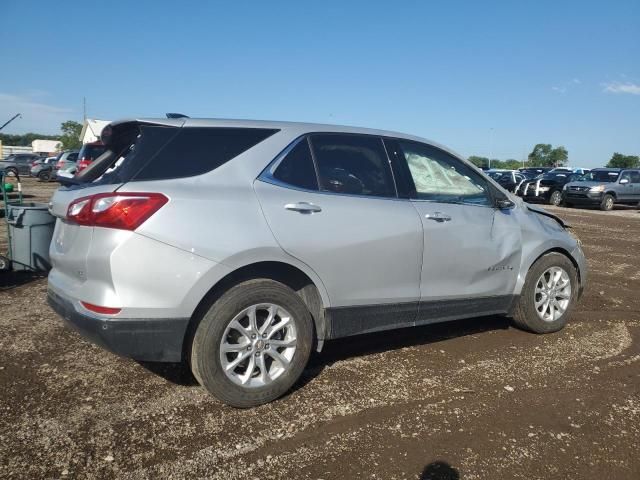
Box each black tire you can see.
[190,279,313,408]
[512,252,578,334]
[600,194,614,211]
[5,168,17,177]
[38,171,51,182]
[549,190,562,206]
[0,255,10,272]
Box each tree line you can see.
[468,143,639,170]
[0,121,83,151]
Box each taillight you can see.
[81,302,121,315]
[56,161,64,169]
[31,161,39,167]
[66,193,168,230]
[77,159,91,172]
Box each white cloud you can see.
[551,78,581,94]
[602,82,640,95]
[0,92,75,134]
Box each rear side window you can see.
[272,139,318,190]
[133,127,278,181]
[309,134,396,197]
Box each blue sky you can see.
[2,0,638,167]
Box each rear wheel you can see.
[549,190,562,206]
[190,279,313,408]
[5,168,17,177]
[512,253,578,334]
[600,194,614,211]
[38,170,51,182]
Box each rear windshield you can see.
[78,144,104,160]
[92,125,278,185]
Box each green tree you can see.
[59,120,83,150]
[528,144,568,167]
[468,155,490,169]
[606,152,640,168]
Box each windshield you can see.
[579,171,620,182]
[541,173,571,181]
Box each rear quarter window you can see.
[133,127,279,181]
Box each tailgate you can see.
[48,184,120,287]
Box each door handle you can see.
[284,202,322,214]
[425,212,451,222]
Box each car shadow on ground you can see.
[139,314,511,390]
[420,461,460,480]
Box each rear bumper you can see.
[47,288,189,362]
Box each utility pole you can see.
[488,127,494,169]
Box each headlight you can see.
[589,185,605,192]
[538,186,550,192]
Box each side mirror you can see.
[495,198,515,210]
[620,178,629,184]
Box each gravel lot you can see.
[1,178,639,479]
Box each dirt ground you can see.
[1,178,639,479]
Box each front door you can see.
[384,139,522,322]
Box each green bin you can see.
[7,203,55,272]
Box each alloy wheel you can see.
[534,266,571,322]
[219,304,297,388]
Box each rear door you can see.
[255,134,423,318]
[384,139,521,321]
[630,171,640,200]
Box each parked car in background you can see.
[47,117,587,407]
[0,153,43,176]
[486,169,527,193]
[519,167,552,179]
[30,157,58,181]
[519,171,582,205]
[54,150,79,172]
[76,141,106,173]
[562,168,640,210]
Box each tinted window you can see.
[133,127,278,181]
[630,171,640,183]
[395,140,491,206]
[581,170,620,182]
[272,139,318,190]
[310,134,396,197]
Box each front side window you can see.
[395,140,491,206]
[620,171,632,183]
[630,171,640,183]
[309,134,396,197]
[272,139,318,190]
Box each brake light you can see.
[77,159,91,172]
[66,193,168,230]
[56,160,64,169]
[81,302,121,315]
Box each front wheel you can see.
[600,194,614,211]
[512,253,578,334]
[549,190,562,206]
[190,279,313,408]
[0,255,10,271]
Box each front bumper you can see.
[563,191,603,205]
[47,289,189,362]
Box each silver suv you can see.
[48,118,587,407]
